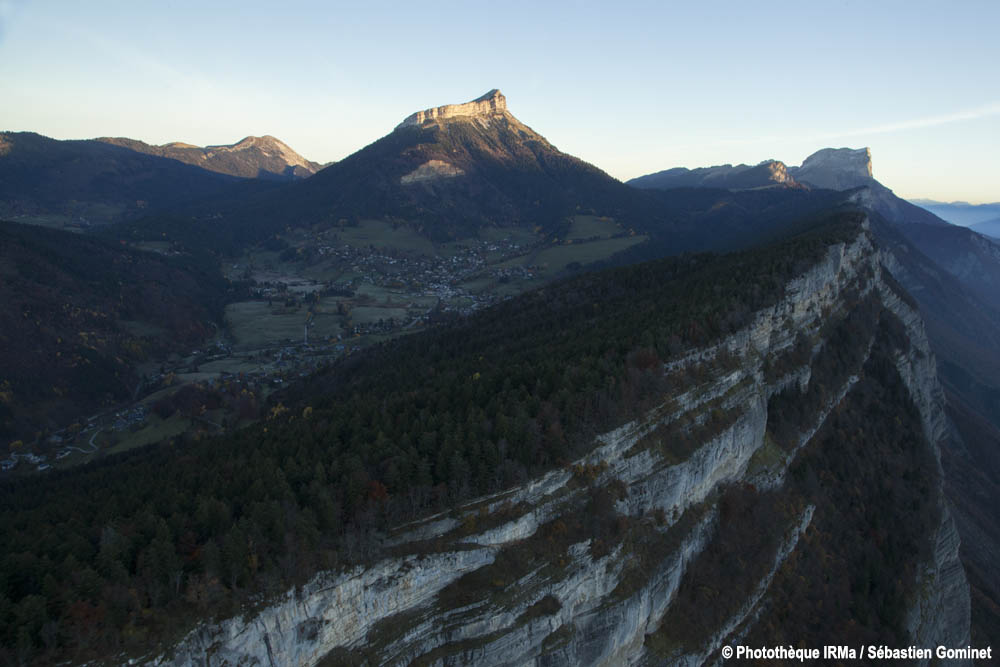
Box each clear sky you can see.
[1,0,997,203]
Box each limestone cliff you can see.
[790,147,873,190]
[148,223,970,667]
[397,89,508,128]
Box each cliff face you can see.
[790,147,873,190]
[397,89,508,128]
[878,258,972,664]
[149,224,970,666]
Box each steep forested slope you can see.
[0,222,231,442]
[0,132,240,224]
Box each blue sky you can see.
[1,0,997,203]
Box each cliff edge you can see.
[397,89,508,128]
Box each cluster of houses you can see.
[2,451,49,472]
[111,405,147,432]
[287,232,534,296]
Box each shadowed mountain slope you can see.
[0,221,230,442]
[628,160,795,191]
[0,132,241,225]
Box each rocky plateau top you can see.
[790,147,874,190]
[398,89,508,128]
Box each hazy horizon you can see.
[1,0,997,203]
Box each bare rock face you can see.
[790,147,874,190]
[399,159,465,185]
[397,89,508,128]
[759,159,793,184]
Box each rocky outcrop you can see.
[397,89,507,128]
[790,147,873,190]
[151,549,496,666]
[150,224,970,666]
[400,159,465,185]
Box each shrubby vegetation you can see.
[0,213,862,663]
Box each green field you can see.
[3,213,82,231]
[105,413,191,455]
[335,219,438,255]
[225,301,343,348]
[197,357,270,375]
[351,305,409,326]
[530,235,648,275]
[565,215,622,240]
[458,277,495,293]
[479,225,541,245]
[134,240,173,253]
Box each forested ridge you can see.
[0,212,862,663]
[0,221,232,443]
[0,132,240,224]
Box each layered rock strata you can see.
[398,89,508,128]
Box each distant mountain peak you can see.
[96,134,323,180]
[628,159,796,191]
[791,147,873,190]
[397,89,508,128]
[204,135,316,171]
[757,159,794,183]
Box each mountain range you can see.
[632,143,1000,412]
[140,89,669,247]
[971,218,1000,238]
[626,159,795,191]
[1,89,998,664]
[0,130,320,227]
[910,198,1000,227]
[96,135,324,180]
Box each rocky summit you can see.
[789,147,874,190]
[397,89,508,128]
